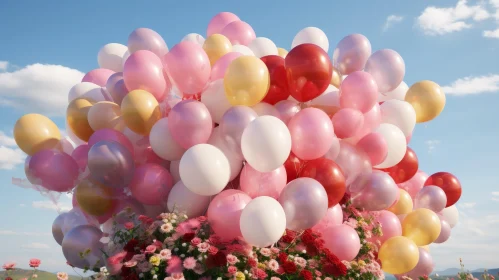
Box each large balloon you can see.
[123,50,167,101]
[240,164,287,199]
[402,209,441,246]
[62,225,104,270]
[414,186,447,213]
[396,247,435,279]
[364,49,405,93]
[14,114,62,156]
[28,150,79,192]
[130,163,173,205]
[378,236,419,275]
[332,34,371,75]
[285,44,332,102]
[351,170,398,211]
[207,12,240,36]
[167,181,211,217]
[380,147,418,184]
[207,189,252,241]
[339,71,378,113]
[168,100,213,149]
[241,116,292,172]
[127,28,168,57]
[239,196,286,247]
[279,177,328,230]
[424,172,462,207]
[75,180,117,217]
[322,224,361,261]
[260,55,289,105]
[292,27,329,52]
[121,89,162,135]
[299,158,346,207]
[149,118,186,161]
[404,80,445,123]
[61,208,99,236]
[374,124,407,169]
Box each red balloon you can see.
[424,172,462,207]
[260,55,289,105]
[380,147,418,184]
[283,152,304,183]
[285,44,332,102]
[299,158,346,207]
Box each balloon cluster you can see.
[13,11,461,277]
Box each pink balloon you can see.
[124,50,167,102]
[333,141,372,186]
[274,100,301,125]
[29,150,79,192]
[128,28,169,58]
[207,12,240,36]
[211,52,242,81]
[207,189,251,241]
[339,71,378,113]
[434,218,451,244]
[163,41,211,95]
[312,204,343,232]
[88,129,135,157]
[136,146,170,169]
[397,248,434,279]
[288,108,334,160]
[239,164,287,199]
[71,144,90,172]
[332,108,364,139]
[130,163,173,205]
[168,100,213,149]
[350,171,398,211]
[324,135,341,161]
[82,68,115,87]
[414,185,447,213]
[370,210,402,245]
[356,132,388,166]
[398,170,428,198]
[106,72,129,105]
[365,49,405,94]
[220,21,256,46]
[322,224,361,261]
[332,34,372,75]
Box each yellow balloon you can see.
[121,90,162,135]
[421,245,430,252]
[224,56,270,106]
[402,208,442,246]
[67,98,96,142]
[14,114,61,156]
[88,101,125,131]
[330,67,342,89]
[387,189,413,215]
[405,80,446,123]
[379,236,420,275]
[203,34,232,66]
[75,180,116,217]
[277,47,288,58]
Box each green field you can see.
[0,269,90,280]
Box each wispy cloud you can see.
[383,15,404,31]
[459,202,476,208]
[442,74,499,95]
[0,61,8,71]
[492,191,499,201]
[425,140,440,153]
[32,200,71,212]
[0,230,50,236]
[21,242,50,249]
[483,27,499,38]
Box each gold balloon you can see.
[121,90,162,135]
[224,56,270,106]
[75,180,116,217]
[387,189,413,215]
[14,114,61,156]
[402,208,442,246]
[88,101,125,131]
[67,98,96,142]
[203,34,232,66]
[378,236,420,275]
[277,47,288,58]
[405,80,446,123]
[330,67,342,89]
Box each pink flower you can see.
[308,259,319,269]
[267,259,279,271]
[227,266,238,276]
[271,247,280,254]
[208,235,221,245]
[271,278,281,280]
[197,242,210,253]
[294,257,307,268]
[2,262,15,270]
[193,262,205,275]
[20,278,27,280]
[259,248,272,257]
[153,239,163,248]
[29,258,41,268]
[145,245,157,254]
[56,272,68,280]
[197,216,207,223]
[208,246,219,255]
[191,237,202,246]
[226,254,239,265]
[165,273,185,280]
[253,268,268,279]
[187,218,201,229]
[183,257,196,270]
[176,222,193,234]
[159,249,172,260]
[324,278,333,280]
[124,222,134,230]
[315,270,322,277]
[132,254,146,262]
[123,260,137,267]
[166,256,183,274]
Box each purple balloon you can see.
[414,185,447,213]
[220,106,258,158]
[87,140,135,189]
[275,100,301,125]
[434,218,451,244]
[396,247,434,279]
[106,72,129,105]
[168,100,213,149]
[62,225,104,270]
[364,49,405,93]
[88,129,135,157]
[278,177,328,231]
[351,170,398,211]
[332,34,372,75]
[28,150,79,192]
[128,28,169,57]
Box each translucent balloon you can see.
[61,207,99,236]
[123,50,167,102]
[168,100,213,149]
[378,236,419,275]
[371,210,402,245]
[379,81,409,102]
[106,73,129,105]
[82,68,115,87]
[201,80,232,124]
[398,170,428,198]
[374,124,407,169]
[221,21,256,46]
[365,49,405,94]
[182,33,205,46]
[351,170,398,211]
[402,209,442,246]
[438,205,459,228]
[239,163,286,199]
[332,34,371,75]
[414,186,447,213]
[434,218,451,244]
[127,28,168,57]
[339,71,378,113]
[52,212,68,245]
[248,37,278,58]
[207,189,251,241]
[210,52,242,81]
[380,100,416,137]
[75,180,117,217]
[312,204,343,232]
[14,113,61,156]
[275,100,301,124]
[292,27,329,53]
[332,141,372,186]
[28,150,79,192]
[322,224,361,261]
[219,106,258,158]
[149,118,186,161]
[88,128,134,157]
[62,225,104,270]
[167,181,211,217]
[98,43,128,72]
[207,12,240,36]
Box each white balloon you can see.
[241,116,292,172]
[169,160,181,184]
[167,181,211,217]
[231,44,255,56]
[150,118,186,161]
[179,144,230,196]
[240,196,286,247]
[122,50,130,69]
[248,37,278,58]
[292,27,329,53]
[380,99,416,137]
[182,33,205,46]
[307,85,340,115]
[373,124,407,169]
[252,102,281,118]
[378,81,408,102]
[68,82,106,103]
[98,43,128,72]
[207,127,243,181]
[440,205,459,228]
[201,80,232,124]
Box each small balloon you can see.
[82,69,115,87]
[439,205,459,228]
[201,80,232,124]
[207,12,240,36]
[380,100,416,137]
[396,247,435,280]
[123,50,167,102]
[182,33,205,46]
[88,128,135,157]
[248,37,278,58]
[378,236,419,275]
[275,100,300,124]
[292,27,329,52]
[424,172,462,207]
[351,171,398,211]
[371,210,402,245]
[277,48,288,58]
[88,101,125,131]
[207,127,244,181]
[414,185,447,213]
[98,43,128,72]
[106,73,129,105]
[398,170,428,198]
[374,124,407,169]
[210,52,242,81]
[149,118,186,161]
[69,82,106,103]
[219,106,258,158]
[434,218,451,244]
[67,98,96,142]
[405,80,445,123]
[332,108,364,139]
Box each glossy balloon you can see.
[402,209,442,246]
[312,204,343,232]
[219,106,258,158]
[398,170,428,198]
[207,127,244,181]
[300,158,346,207]
[168,100,213,149]
[424,172,462,207]
[28,150,79,192]
[149,118,186,161]
[14,114,61,156]
[167,181,211,217]
[356,132,388,166]
[210,52,242,81]
[380,100,416,137]
[123,50,167,101]
[260,55,289,105]
[378,236,419,275]
[207,12,240,36]
[88,101,125,132]
[130,163,173,205]
[75,180,117,217]
[387,189,413,215]
[240,164,287,199]
[332,108,364,139]
[332,34,371,75]
[88,128,134,157]
[275,100,300,124]
[405,80,445,123]
[332,141,372,186]
[203,34,232,66]
[121,89,162,135]
[220,21,256,46]
[434,219,451,244]
[364,49,405,93]
[62,225,104,270]
[381,147,418,184]
[292,27,329,52]
[322,224,361,261]
[439,205,459,228]
[339,71,378,113]
[374,124,407,169]
[372,210,402,245]
[248,37,278,58]
[414,185,447,213]
[106,72,129,105]
[201,80,232,124]
[351,171,398,211]
[82,68,115,87]
[128,28,168,57]
[396,247,435,280]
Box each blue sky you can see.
[1,0,499,274]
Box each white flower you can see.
[182,243,187,247]
[139,273,144,278]
[160,223,173,233]
[100,267,108,273]
[217,278,222,280]
[153,275,158,279]
[180,254,185,258]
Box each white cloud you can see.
[19,204,26,207]
[21,242,50,249]
[492,191,499,196]
[425,139,440,153]
[417,0,490,35]
[0,63,84,116]
[32,200,71,212]
[442,74,499,95]
[0,61,8,71]
[483,27,499,37]
[0,131,25,170]
[459,202,476,208]
[383,15,404,31]
[0,131,17,146]
[0,230,50,236]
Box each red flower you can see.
[255,268,268,279]
[306,244,319,256]
[282,229,296,243]
[182,233,195,242]
[300,269,313,280]
[248,258,258,268]
[282,261,297,274]
[124,222,134,230]
[301,231,315,246]
[278,252,288,263]
[323,262,348,277]
[205,251,227,269]
[6,277,13,280]
[124,239,139,252]
[208,246,219,255]
[339,193,351,205]
[29,258,41,268]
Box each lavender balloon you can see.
[434,219,451,243]
[364,49,405,93]
[331,141,372,186]
[62,225,104,270]
[414,185,447,213]
[52,212,68,245]
[128,28,169,57]
[332,34,372,75]
[275,100,301,125]
[105,72,129,105]
[396,247,434,279]
[87,140,135,189]
[351,170,398,211]
[278,178,328,231]
[220,106,258,157]
[61,207,99,235]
